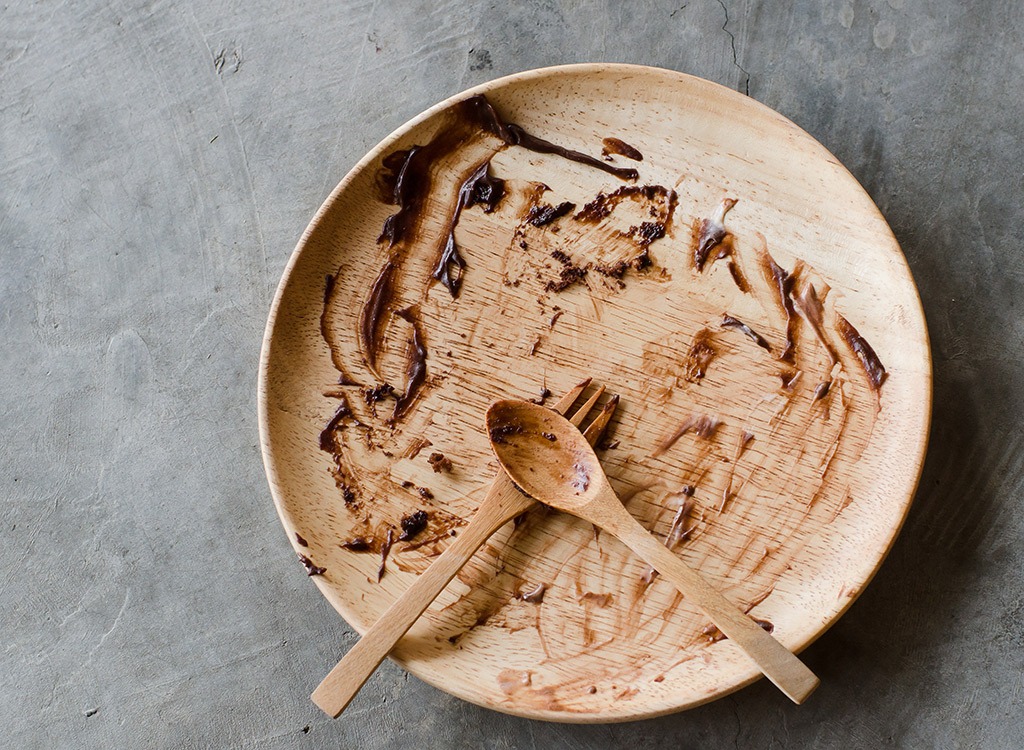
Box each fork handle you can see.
[311,479,534,718]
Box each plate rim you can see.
[258,62,933,722]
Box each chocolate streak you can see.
[653,414,721,457]
[319,397,354,452]
[359,261,396,374]
[837,315,888,391]
[432,159,505,297]
[792,283,838,364]
[721,314,771,352]
[506,124,639,181]
[760,251,800,363]
[392,308,427,421]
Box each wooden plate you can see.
[258,64,931,722]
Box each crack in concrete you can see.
[717,0,751,96]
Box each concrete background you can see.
[3,0,1021,747]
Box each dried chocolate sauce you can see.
[505,123,638,181]
[601,137,644,161]
[392,308,427,420]
[837,315,887,391]
[721,314,771,352]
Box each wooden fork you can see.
[311,379,618,718]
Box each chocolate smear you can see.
[340,537,373,552]
[694,198,737,272]
[601,137,644,161]
[377,528,395,582]
[392,308,427,421]
[432,159,506,297]
[837,315,887,391]
[792,283,838,364]
[683,328,717,383]
[721,314,771,352]
[319,397,354,452]
[359,261,396,374]
[516,583,548,603]
[760,250,800,363]
[653,414,722,456]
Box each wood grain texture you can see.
[259,64,931,722]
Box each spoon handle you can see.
[311,480,534,718]
[607,501,820,704]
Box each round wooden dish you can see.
[259,64,931,722]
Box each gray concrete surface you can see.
[2,0,1022,747]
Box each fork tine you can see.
[551,378,592,416]
[568,385,606,427]
[582,394,619,447]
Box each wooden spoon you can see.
[486,399,820,704]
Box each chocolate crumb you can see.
[295,533,309,547]
[527,201,576,227]
[399,510,429,541]
[490,423,523,444]
[528,387,552,405]
[428,452,453,473]
[634,221,665,246]
[298,554,326,576]
[545,264,588,293]
[541,432,557,442]
[550,249,572,266]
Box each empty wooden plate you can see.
[258,64,931,722]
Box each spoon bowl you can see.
[487,399,600,510]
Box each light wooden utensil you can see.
[486,398,820,704]
[311,381,618,718]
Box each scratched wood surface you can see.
[259,65,931,721]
